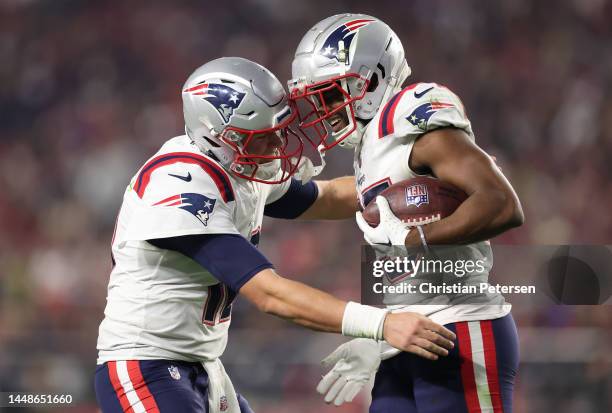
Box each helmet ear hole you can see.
[204,136,221,147]
[376,62,386,79]
[367,72,379,92]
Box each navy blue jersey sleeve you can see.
[264,178,319,219]
[148,234,273,292]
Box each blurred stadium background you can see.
[1,0,611,411]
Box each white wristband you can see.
[416,225,429,253]
[341,301,389,340]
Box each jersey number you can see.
[202,284,237,326]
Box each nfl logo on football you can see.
[405,184,429,207]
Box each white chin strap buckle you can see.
[294,147,326,182]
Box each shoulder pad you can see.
[131,151,235,204]
[378,83,471,139]
[121,152,239,241]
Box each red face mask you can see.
[219,110,306,184]
[289,73,369,151]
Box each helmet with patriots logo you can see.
[182,57,305,184]
[288,14,411,150]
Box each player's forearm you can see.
[405,187,523,246]
[241,268,346,332]
[241,270,457,358]
[407,128,523,246]
[300,176,358,220]
[263,276,347,332]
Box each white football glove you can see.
[356,196,412,246]
[316,338,381,406]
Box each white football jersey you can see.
[355,82,510,326]
[97,135,290,364]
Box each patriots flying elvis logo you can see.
[319,19,375,64]
[183,82,246,124]
[406,102,454,130]
[154,193,216,226]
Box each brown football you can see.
[362,176,467,227]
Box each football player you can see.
[288,14,524,413]
[94,57,456,413]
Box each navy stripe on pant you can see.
[94,359,253,413]
[370,313,519,413]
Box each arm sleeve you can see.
[264,178,319,219]
[148,234,273,292]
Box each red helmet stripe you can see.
[347,23,368,31]
[183,83,209,93]
[345,19,374,27]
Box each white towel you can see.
[201,358,240,413]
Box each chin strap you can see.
[337,120,367,149]
[294,145,326,182]
[338,120,368,149]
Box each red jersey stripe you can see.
[134,152,234,202]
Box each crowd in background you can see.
[0,0,611,411]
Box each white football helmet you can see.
[288,14,411,150]
[183,57,304,184]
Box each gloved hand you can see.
[356,196,412,246]
[316,338,382,406]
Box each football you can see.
[361,176,467,227]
